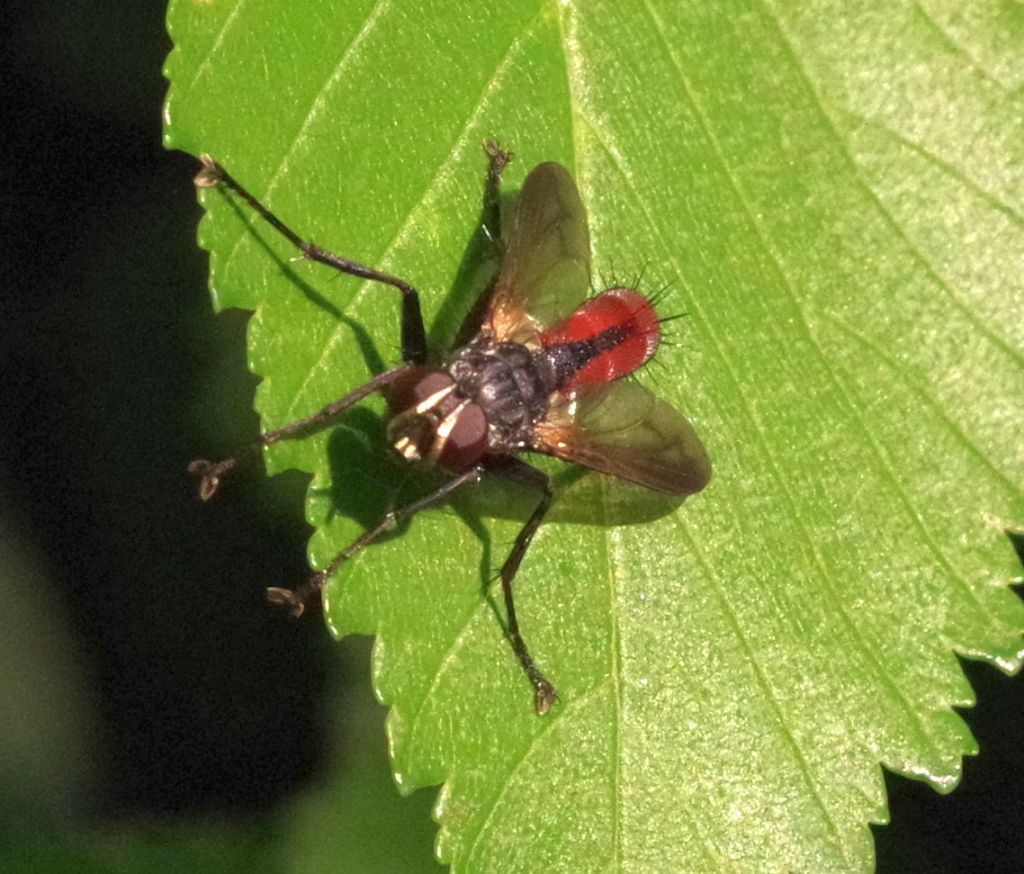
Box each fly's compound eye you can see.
[437,402,487,469]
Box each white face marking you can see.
[393,435,418,461]
[387,381,459,464]
[426,399,470,466]
[415,383,457,415]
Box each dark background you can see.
[0,3,1021,871]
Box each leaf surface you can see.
[164,1,1024,870]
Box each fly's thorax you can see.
[449,340,556,450]
[385,367,487,470]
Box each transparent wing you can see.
[487,162,591,343]
[532,379,712,496]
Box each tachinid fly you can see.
[189,142,711,713]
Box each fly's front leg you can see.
[195,156,428,364]
[189,363,413,500]
[190,153,431,498]
[489,457,558,714]
[266,464,486,616]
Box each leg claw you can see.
[194,154,224,188]
[534,680,559,715]
[266,587,306,618]
[187,458,236,501]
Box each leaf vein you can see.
[755,0,1013,620]
[463,677,614,867]
[220,0,393,283]
[825,314,1021,495]
[555,5,626,868]
[850,110,1024,234]
[184,0,250,94]
[554,0,586,179]
[758,3,1024,372]
[910,0,1006,92]
[599,475,623,870]
[278,11,542,420]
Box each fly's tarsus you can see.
[194,154,225,188]
[187,457,238,501]
[534,680,559,715]
[266,584,313,618]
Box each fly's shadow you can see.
[218,190,387,375]
[285,181,685,533]
[312,407,448,536]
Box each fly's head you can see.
[386,367,488,470]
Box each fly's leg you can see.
[195,155,428,365]
[189,154,431,498]
[481,138,512,247]
[489,457,558,714]
[188,363,414,500]
[266,465,485,616]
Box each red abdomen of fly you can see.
[539,288,661,389]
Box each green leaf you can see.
[164,1,1024,870]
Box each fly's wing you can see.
[532,380,712,496]
[487,162,591,344]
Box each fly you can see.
[189,141,711,714]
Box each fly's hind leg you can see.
[481,138,513,247]
[488,456,558,715]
